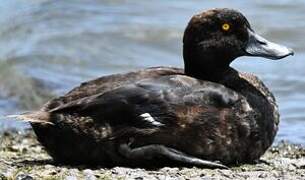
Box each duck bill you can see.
[245,29,294,60]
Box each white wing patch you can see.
[241,99,253,112]
[140,113,164,127]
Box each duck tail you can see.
[6,111,54,125]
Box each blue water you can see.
[0,0,304,144]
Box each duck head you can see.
[183,8,294,81]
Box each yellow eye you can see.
[222,23,230,31]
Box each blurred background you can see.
[0,0,304,144]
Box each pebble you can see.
[65,176,77,180]
[258,172,268,178]
[83,169,96,180]
[44,164,55,169]
[16,174,34,180]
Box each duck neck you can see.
[183,45,233,82]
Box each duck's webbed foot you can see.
[118,143,228,169]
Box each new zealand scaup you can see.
[9,8,294,168]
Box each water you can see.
[0,0,304,144]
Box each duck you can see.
[9,8,293,168]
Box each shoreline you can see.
[0,129,304,179]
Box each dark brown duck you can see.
[10,8,294,168]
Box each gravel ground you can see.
[0,129,304,180]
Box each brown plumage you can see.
[9,8,293,168]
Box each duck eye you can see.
[222,23,230,31]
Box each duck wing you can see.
[48,74,244,129]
